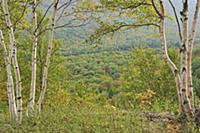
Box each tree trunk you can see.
[37,0,58,113]
[27,0,38,116]
[158,0,184,113]
[0,29,17,121]
[180,0,194,118]
[187,0,200,109]
[2,0,22,122]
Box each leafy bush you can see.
[120,48,178,101]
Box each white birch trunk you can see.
[180,0,194,118]
[0,29,17,121]
[2,0,22,122]
[158,0,184,112]
[37,0,58,113]
[187,0,200,109]
[27,0,38,116]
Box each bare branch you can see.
[37,19,91,37]
[120,2,152,9]
[57,0,72,10]
[168,0,182,41]
[56,0,72,22]
[189,0,200,43]
[35,3,54,33]
[151,0,162,18]
[13,0,29,31]
[55,20,90,29]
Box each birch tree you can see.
[2,0,23,122]
[180,0,194,117]
[35,0,90,113]
[88,0,200,122]
[27,0,38,116]
[37,0,59,113]
[0,0,91,122]
[151,0,200,119]
[0,29,17,121]
[187,0,200,109]
[151,0,184,113]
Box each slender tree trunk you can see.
[0,29,17,121]
[187,0,200,109]
[37,0,58,113]
[2,0,22,122]
[180,0,194,118]
[158,0,184,113]
[27,0,38,116]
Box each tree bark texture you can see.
[37,0,58,113]
[0,29,17,121]
[27,0,38,116]
[2,0,22,122]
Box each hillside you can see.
[1,0,200,132]
[55,0,200,56]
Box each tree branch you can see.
[13,0,29,31]
[151,0,162,18]
[34,3,53,33]
[37,19,91,37]
[168,0,182,41]
[56,0,72,22]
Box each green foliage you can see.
[61,48,185,116]
[120,48,177,98]
[0,1,67,109]
[83,0,159,44]
[192,47,200,97]
[1,0,200,132]
[0,100,147,132]
[2,45,200,132]
[0,94,198,133]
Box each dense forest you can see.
[1,0,200,132]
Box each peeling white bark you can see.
[37,0,58,113]
[158,0,184,113]
[180,0,194,118]
[27,0,38,116]
[2,0,22,122]
[187,0,200,109]
[0,29,17,121]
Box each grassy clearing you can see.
[0,94,199,133]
